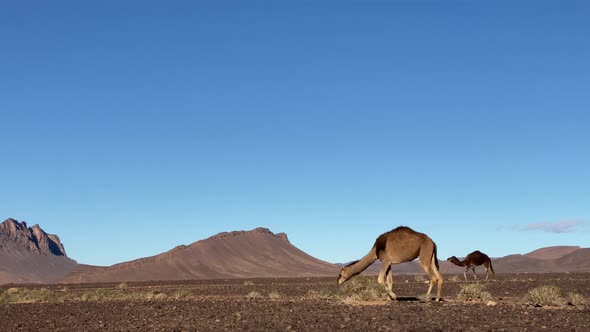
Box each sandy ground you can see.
[1,273,589,331]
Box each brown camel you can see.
[447,250,495,281]
[337,226,444,302]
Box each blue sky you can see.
[1,1,589,266]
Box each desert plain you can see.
[1,272,589,332]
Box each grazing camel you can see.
[447,250,495,281]
[337,226,444,302]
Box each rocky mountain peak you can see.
[207,227,290,243]
[0,218,68,256]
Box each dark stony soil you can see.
[1,273,589,331]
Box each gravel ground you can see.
[1,273,589,331]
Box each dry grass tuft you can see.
[457,283,492,302]
[117,282,129,289]
[0,286,194,304]
[566,292,585,306]
[0,288,52,303]
[268,291,282,300]
[525,285,564,307]
[243,281,255,286]
[245,291,262,299]
[336,276,387,302]
[172,288,193,300]
[306,289,334,301]
[6,288,20,294]
[74,288,170,302]
[448,275,462,283]
[414,275,426,283]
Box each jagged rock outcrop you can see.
[0,218,67,256]
[0,218,76,284]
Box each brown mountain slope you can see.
[491,246,590,273]
[60,228,339,283]
[525,246,581,260]
[0,218,77,284]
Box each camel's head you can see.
[337,267,348,285]
[446,256,457,262]
[337,260,359,285]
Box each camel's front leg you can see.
[385,267,397,300]
[471,267,477,280]
[463,267,469,281]
[377,261,390,285]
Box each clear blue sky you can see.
[1,1,588,266]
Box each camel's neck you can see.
[345,249,377,278]
[451,259,466,267]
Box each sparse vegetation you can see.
[414,274,426,283]
[118,282,129,289]
[566,292,585,306]
[268,291,282,300]
[457,283,492,302]
[417,293,430,302]
[172,288,192,300]
[336,276,387,302]
[305,289,334,301]
[243,281,255,286]
[0,286,179,304]
[525,285,564,307]
[0,288,52,303]
[448,275,462,283]
[245,291,262,299]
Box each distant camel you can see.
[337,226,444,302]
[447,250,495,281]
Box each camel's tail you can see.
[432,243,441,271]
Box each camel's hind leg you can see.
[483,262,491,281]
[418,242,443,301]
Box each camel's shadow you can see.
[395,297,420,302]
[394,296,444,302]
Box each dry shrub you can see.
[117,282,129,289]
[567,292,585,306]
[414,275,426,282]
[6,288,19,294]
[243,281,255,286]
[172,288,192,300]
[416,293,430,302]
[525,285,563,307]
[151,292,168,300]
[448,275,461,283]
[76,288,168,302]
[457,283,492,302]
[141,290,167,300]
[78,289,112,302]
[268,291,282,300]
[245,291,262,299]
[337,276,387,302]
[306,289,334,300]
[0,288,53,303]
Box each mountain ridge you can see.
[59,227,338,283]
[3,217,589,285]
